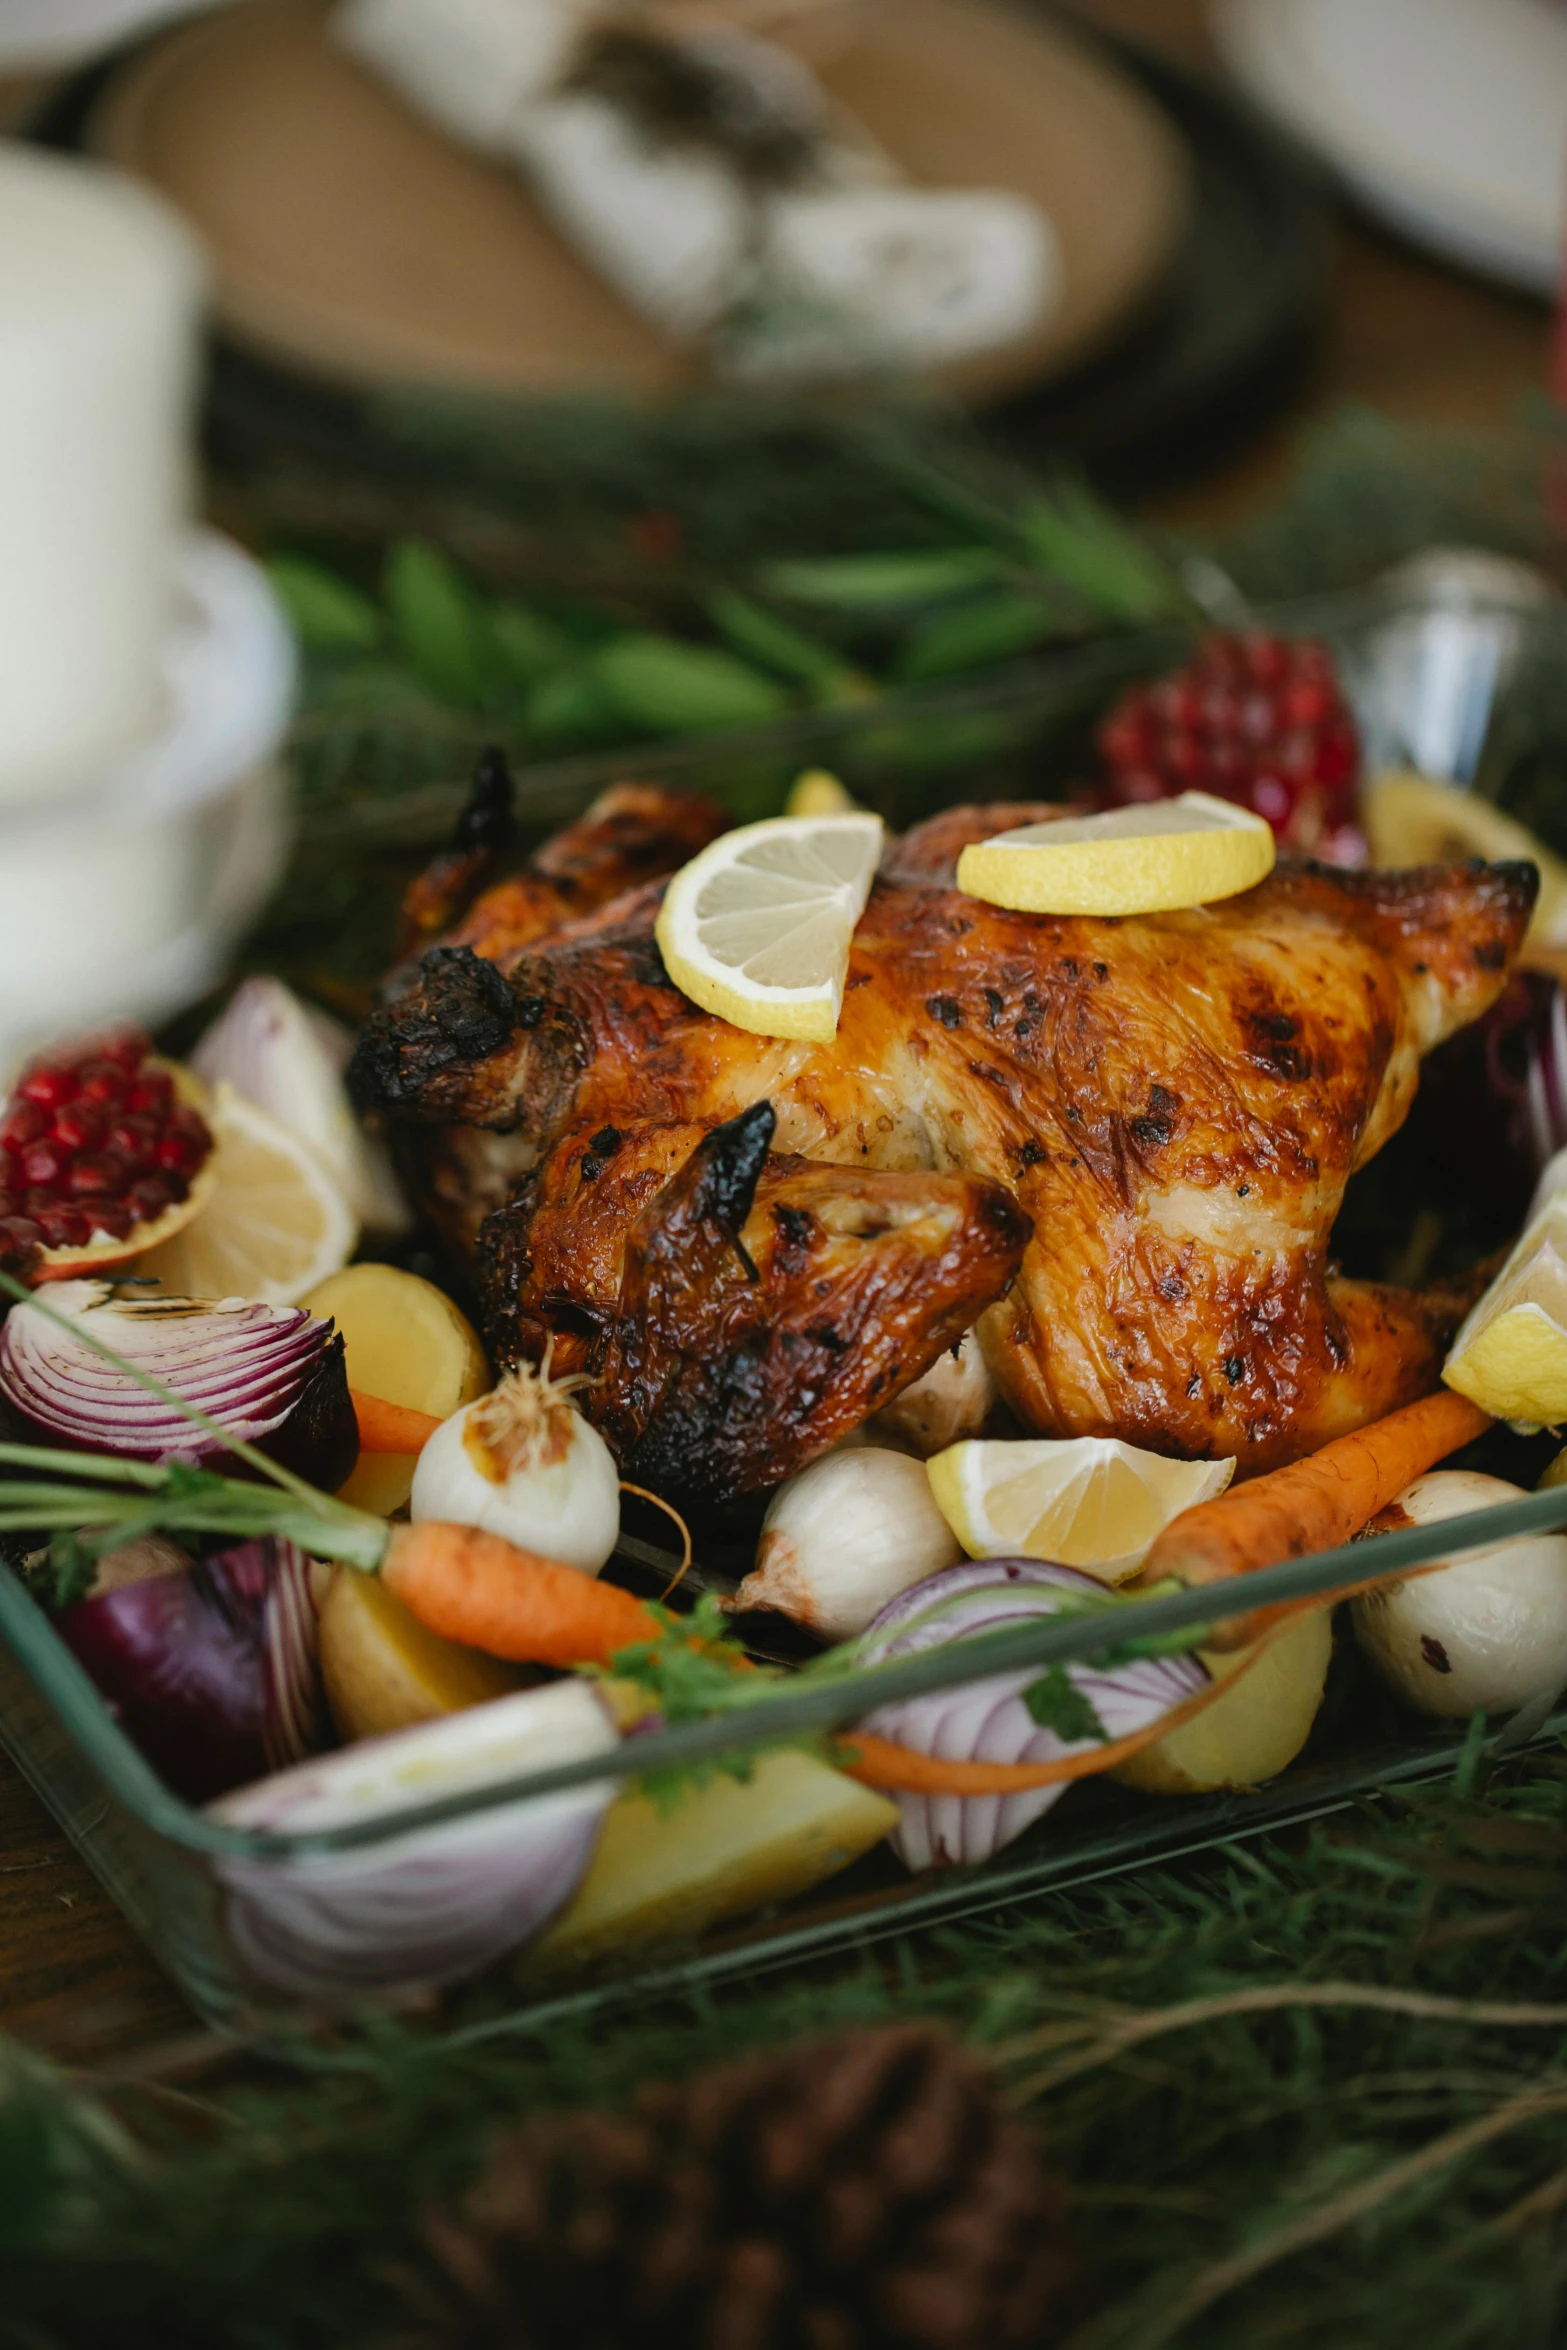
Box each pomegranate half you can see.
[0,1028,217,1282]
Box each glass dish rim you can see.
[6,1479,1566,1866]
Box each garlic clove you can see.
[868,1331,999,1458]
[732,1446,963,1642]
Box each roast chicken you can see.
[353,774,1535,1504]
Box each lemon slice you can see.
[135,1083,358,1306]
[956,792,1274,916]
[1444,1204,1567,1429]
[927,1435,1237,1584]
[783,768,859,817]
[656,811,884,1043]
[1364,768,1567,945]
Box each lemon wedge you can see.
[1444,1201,1567,1429]
[135,1083,357,1306]
[783,767,859,817]
[956,792,1274,917]
[656,811,884,1043]
[1363,768,1567,945]
[926,1435,1236,1585]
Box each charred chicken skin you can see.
[355,784,1536,1502]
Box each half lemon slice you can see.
[1444,1202,1567,1429]
[956,792,1274,917]
[135,1084,358,1306]
[927,1435,1236,1585]
[656,811,884,1043]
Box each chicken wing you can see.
[479,1103,1028,1504]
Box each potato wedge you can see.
[1113,1606,1332,1795]
[529,1751,898,1971]
[319,1564,525,1741]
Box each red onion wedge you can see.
[57,1538,328,1803]
[210,1681,618,1999]
[855,1559,1209,1871]
[0,1281,358,1491]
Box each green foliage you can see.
[16,1746,1567,2347]
[383,540,500,709]
[589,632,789,734]
[265,557,380,652]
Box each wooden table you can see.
[0,1,1554,2062]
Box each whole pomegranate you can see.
[1097,630,1365,863]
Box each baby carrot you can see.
[1141,1388,1491,1650]
[381,1521,660,1666]
[349,1389,445,1456]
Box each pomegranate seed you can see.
[1160,731,1207,784]
[1241,633,1290,685]
[127,1175,174,1219]
[1314,728,1358,790]
[20,1143,64,1191]
[51,1101,106,1152]
[0,1102,45,1152]
[37,1205,90,1249]
[1251,776,1291,825]
[86,1201,134,1239]
[77,1061,128,1107]
[1098,712,1154,768]
[1281,679,1334,730]
[125,1069,173,1117]
[0,1216,41,1249]
[167,1103,210,1147]
[18,1065,77,1110]
[155,1129,204,1175]
[67,1154,125,1198]
[106,1115,158,1169]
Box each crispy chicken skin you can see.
[480,1104,1028,1504]
[355,797,1537,1486]
[379,777,729,1255]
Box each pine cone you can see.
[401,2023,1072,2350]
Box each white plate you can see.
[1214,0,1566,295]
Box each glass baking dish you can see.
[6,564,1567,2041]
[5,1478,1567,2043]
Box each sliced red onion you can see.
[856,1559,1209,1872]
[57,1539,328,1803]
[210,1681,618,1999]
[0,1280,358,1490]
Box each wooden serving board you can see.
[88,0,1190,403]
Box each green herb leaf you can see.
[1023,1664,1108,1744]
[267,557,381,653]
[46,1531,96,1611]
[384,541,496,709]
[589,634,789,734]
[760,548,1010,609]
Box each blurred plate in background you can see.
[88,0,1189,403]
[1215,0,1566,296]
